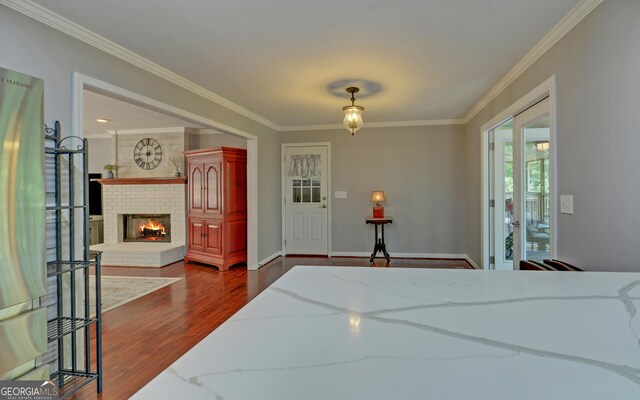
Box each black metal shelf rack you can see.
[44,121,103,399]
[51,370,100,398]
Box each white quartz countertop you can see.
[133,266,640,399]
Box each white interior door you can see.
[284,145,329,255]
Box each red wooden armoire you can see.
[184,147,247,271]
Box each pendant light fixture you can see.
[342,87,364,136]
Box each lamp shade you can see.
[370,191,386,203]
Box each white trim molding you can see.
[276,0,601,131]
[480,76,557,270]
[105,127,186,136]
[1,0,601,132]
[463,0,603,123]
[331,252,479,268]
[84,126,206,139]
[282,0,601,131]
[84,132,112,139]
[280,119,466,132]
[259,252,477,268]
[330,252,469,259]
[465,256,480,270]
[0,0,280,132]
[258,251,282,268]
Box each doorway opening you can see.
[73,72,259,269]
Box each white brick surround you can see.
[91,182,186,267]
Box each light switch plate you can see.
[334,191,347,199]
[560,195,573,214]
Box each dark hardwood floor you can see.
[73,256,471,399]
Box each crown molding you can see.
[462,0,603,123]
[84,132,112,139]
[197,128,224,135]
[85,127,225,138]
[85,127,187,138]
[2,0,602,131]
[106,127,187,136]
[278,0,602,131]
[280,118,466,132]
[0,0,281,132]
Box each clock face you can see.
[133,138,162,170]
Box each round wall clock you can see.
[133,138,162,170]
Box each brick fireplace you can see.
[123,214,171,242]
[90,177,187,267]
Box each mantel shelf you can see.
[96,177,187,185]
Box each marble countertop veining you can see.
[132,266,640,399]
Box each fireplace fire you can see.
[123,214,171,242]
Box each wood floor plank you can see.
[72,256,471,399]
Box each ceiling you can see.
[83,90,203,136]
[36,0,582,128]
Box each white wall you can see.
[0,5,281,262]
[465,0,640,271]
[115,131,184,178]
[87,138,113,174]
[281,125,467,256]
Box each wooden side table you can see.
[366,216,392,263]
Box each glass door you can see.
[489,118,515,270]
[513,99,551,264]
[489,98,552,269]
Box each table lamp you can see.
[370,191,386,218]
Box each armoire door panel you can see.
[205,220,223,255]
[189,218,205,252]
[204,162,222,214]
[189,164,204,214]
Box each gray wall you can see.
[281,125,467,255]
[8,0,638,270]
[192,132,248,150]
[0,5,281,262]
[465,0,640,271]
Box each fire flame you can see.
[139,219,166,235]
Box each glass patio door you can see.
[513,99,552,264]
[489,119,515,270]
[489,98,552,269]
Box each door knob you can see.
[511,221,521,228]
[320,204,327,208]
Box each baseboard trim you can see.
[330,252,468,259]
[258,251,480,269]
[258,251,282,268]
[465,255,481,269]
